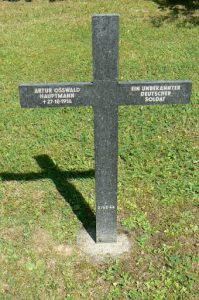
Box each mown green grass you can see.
[0,0,198,299]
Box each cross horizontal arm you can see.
[118,80,192,106]
[20,82,94,108]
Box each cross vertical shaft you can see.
[94,105,118,242]
[92,15,119,242]
[92,14,119,81]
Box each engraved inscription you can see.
[97,205,115,210]
[34,87,81,105]
[131,84,181,103]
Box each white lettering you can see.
[53,87,81,93]
[35,88,52,94]
[131,86,140,91]
[145,96,165,102]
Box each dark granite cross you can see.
[20,14,192,243]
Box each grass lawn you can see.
[0,0,198,299]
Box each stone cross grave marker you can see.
[20,14,192,243]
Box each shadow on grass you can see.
[0,154,96,241]
[150,0,199,27]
